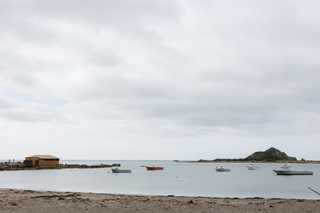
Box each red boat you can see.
[146,166,164,170]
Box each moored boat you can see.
[215,166,230,172]
[146,165,164,170]
[111,167,132,173]
[273,163,313,175]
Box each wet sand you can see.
[1,188,320,213]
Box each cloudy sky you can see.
[1,0,320,160]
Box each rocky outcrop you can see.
[243,147,297,162]
[0,163,121,171]
[198,147,299,163]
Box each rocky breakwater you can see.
[0,163,121,171]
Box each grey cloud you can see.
[1,0,320,159]
[0,0,179,43]
[75,73,177,102]
[0,97,15,109]
[29,0,179,25]
[0,52,48,89]
[80,44,122,68]
[0,99,67,123]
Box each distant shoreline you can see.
[0,163,121,171]
[180,147,319,164]
[174,160,320,164]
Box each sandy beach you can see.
[0,189,319,213]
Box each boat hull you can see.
[215,166,230,172]
[111,168,132,173]
[273,170,313,175]
[146,166,164,170]
[216,169,230,172]
[247,167,259,170]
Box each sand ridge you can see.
[0,188,320,212]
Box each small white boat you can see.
[215,166,230,172]
[247,164,260,170]
[273,163,313,175]
[111,167,132,173]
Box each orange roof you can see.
[28,155,59,159]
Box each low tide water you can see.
[0,160,319,199]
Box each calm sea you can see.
[0,160,319,199]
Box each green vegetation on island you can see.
[198,147,304,163]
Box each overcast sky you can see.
[1,0,320,160]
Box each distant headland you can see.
[175,147,319,163]
[198,147,319,163]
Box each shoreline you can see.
[0,163,121,171]
[1,188,320,213]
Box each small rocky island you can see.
[197,147,312,163]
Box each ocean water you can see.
[0,160,319,199]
